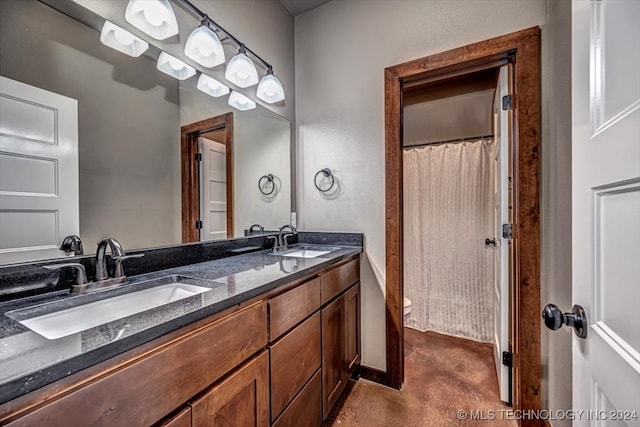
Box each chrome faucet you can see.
[278,225,297,249]
[60,235,84,256]
[44,237,143,294]
[95,238,125,281]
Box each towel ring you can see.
[314,168,335,193]
[258,174,275,195]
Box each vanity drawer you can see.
[320,258,359,305]
[7,302,267,427]
[272,370,322,427]
[268,278,320,341]
[269,312,321,421]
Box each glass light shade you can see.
[228,90,256,111]
[225,52,259,88]
[197,74,229,98]
[185,26,225,68]
[100,21,149,57]
[157,52,196,80]
[256,73,285,103]
[125,0,178,40]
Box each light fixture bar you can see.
[171,0,272,71]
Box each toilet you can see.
[403,297,412,318]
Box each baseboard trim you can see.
[359,365,387,385]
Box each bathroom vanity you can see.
[0,236,362,426]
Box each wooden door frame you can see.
[381,27,541,418]
[181,112,234,242]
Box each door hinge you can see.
[195,153,202,162]
[502,223,513,239]
[502,94,513,110]
[502,351,513,367]
[195,220,203,229]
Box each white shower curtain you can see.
[403,139,494,342]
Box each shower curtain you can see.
[403,139,494,342]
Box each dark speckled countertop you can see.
[0,243,361,404]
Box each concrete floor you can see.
[323,328,516,427]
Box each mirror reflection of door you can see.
[0,76,79,264]
[199,135,227,241]
[180,112,234,243]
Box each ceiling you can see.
[280,0,333,16]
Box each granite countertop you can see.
[0,243,361,404]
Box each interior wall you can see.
[540,0,573,424]
[294,0,546,372]
[403,89,495,146]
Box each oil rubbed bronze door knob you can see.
[542,303,588,339]
[485,238,497,246]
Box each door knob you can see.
[485,238,497,246]
[542,304,588,338]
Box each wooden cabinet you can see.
[269,313,321,421]
[321,295,345,419]
[321,282,361,420]
[272,371,322,427]
[2,255,360,427]
[159,407,192,427]
[191,351,269,427]
[344,283,361,376]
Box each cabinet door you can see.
[321,295,345,420]
[159,407,191,427]
[343,283,361,377]
[191,351,269,427]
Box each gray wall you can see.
[0,0,182,252]
[541,0,573,424]
[295,0,547,372]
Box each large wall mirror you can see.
[0,0,292,265]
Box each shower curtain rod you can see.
[403,134,494,149]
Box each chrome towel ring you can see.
[258,174,276,195]
[314,168,335,192]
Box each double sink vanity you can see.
[0,232,362,426]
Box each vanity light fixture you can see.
[256,67,285,104]
[100,21,149,57]
[225,45,259,88]
[184,17,225,68]
[157,52,196,80]
[228,90,256,111]
[197,74,229,97]
[125,0,179,40]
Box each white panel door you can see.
[492,65,512,404]
[572,1,640,425]
[0,76,79,264]
[199,137,227,241]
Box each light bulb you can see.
[184,25,225,68]
[228,90,256,111]
[157,52,196,80]
[197,74,229,97]
[225,48,259,88]
[125,0,179,40]
[256,71,285,104]
[100,21,149,57]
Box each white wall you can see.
[295,0,547,371]
[540,0,573,424]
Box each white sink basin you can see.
[282,249,331,258]
[8,281,210,340]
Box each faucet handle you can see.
[113,254,144,278]
[43,263,88,287]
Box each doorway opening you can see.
[402,64,513,409]
[380,27,541,416]
[181,112,234,243]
